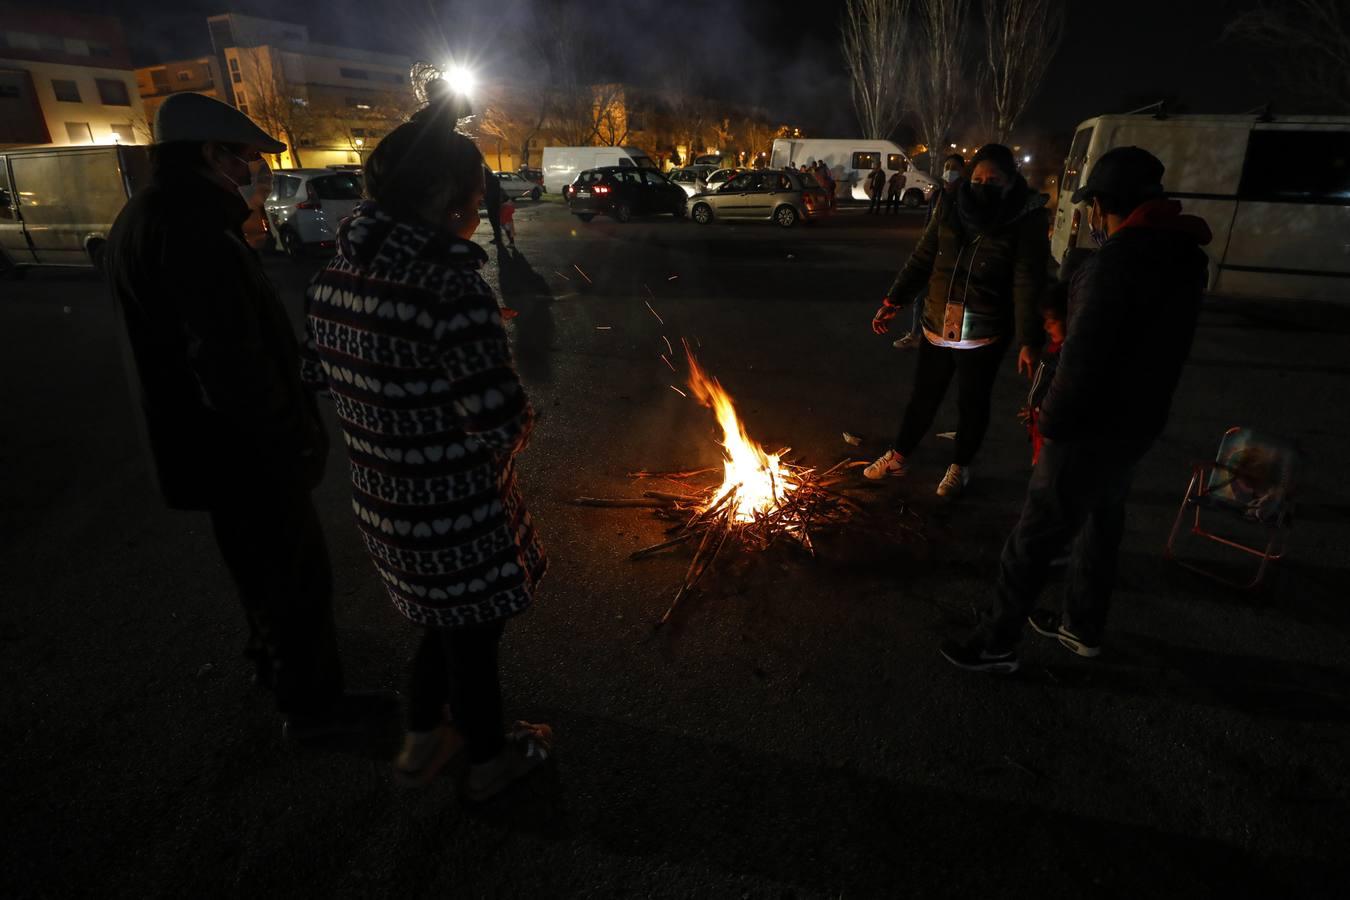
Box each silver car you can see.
[689,169,831,228]
[495,171,543,201]
[702,167,743,193]
[667,167,708,197]
[265,169,364,257]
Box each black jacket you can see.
[1038,199,1212,442]
[887,177,1049,348]
[106,169,328,509]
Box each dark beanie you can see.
[971,144,1018,180]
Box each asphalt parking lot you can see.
[3,199,1349,897]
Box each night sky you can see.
[73,0,1274,143]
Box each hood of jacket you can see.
[955,175,1046,236]
[336,200,489,270]
[1113,198,1213,245]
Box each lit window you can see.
[229,57,240,73]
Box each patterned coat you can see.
[304,202,545,626]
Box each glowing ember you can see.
[686,350,798,523]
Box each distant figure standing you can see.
[484,165,503,243]
[867,162,886,214]
[105,92,395,741]
[500,197,517,246]
[941,147,1212,672]
[884,170,905,214]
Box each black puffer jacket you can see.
[106,169,328,509]
[887,177,1049,348]
[1039,199,1212,441]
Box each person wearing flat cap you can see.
[942,146,1214,673]
[106,92,396,740]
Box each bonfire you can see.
[575,348,869,627]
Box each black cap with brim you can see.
[155,92,287,154]
[1071,145,1165,205]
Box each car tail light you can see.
[1069,208,1081,244]
[296,183,320,210]
[594,184,610,194]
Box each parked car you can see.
[541,146,659,194]
[567,166,687,223]
[265,168,365,257]
[0,144,149,270]
[518,166,543,186]
[770,137,936,206]
[702,167,744,194]
[667,167,709,197]
[688,168,830,228]
[1052,111,1350,301]
[495,171,542,201]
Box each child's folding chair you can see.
[1164,427,1298,589]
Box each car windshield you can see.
[310,174,364,200]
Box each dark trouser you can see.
[408,621,507,764]
[209,487,343,716]
[979,437,1152,649]
[895,337,1009,466]
[885,191,901,213]
[487,203,501,241]
[869,193,883,214]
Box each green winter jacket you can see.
[886,180,1049,349]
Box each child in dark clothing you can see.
[1020,288,1068,466]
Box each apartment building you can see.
[206,14,414,168]
[0,5,145,148]
[135,57,223,128]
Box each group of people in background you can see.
[104,85,1213,803]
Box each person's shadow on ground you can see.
[496,245,556,386]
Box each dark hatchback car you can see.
[566,166,687,223]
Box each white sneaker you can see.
[936,464,970,497]
[394,723,464,787]
[863,449,909,480]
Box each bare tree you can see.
[909,0,972,175]
[661,62,708,165]
[980,0,1065,143]
[591,84,630,146]
[235,47,315,167]
[840,0,913,140]
[1224,0,1350,112]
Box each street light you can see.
[1022,154,1032,164]
[445,64,477,97]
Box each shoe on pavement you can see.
[394,723,466,787]
[282,690,402,743]
[1027,610,1101,658]
[464,721,554,803]
[939,637,1020,674]
[936,464,970,498]
[892,334,918,350]
[863,449,909,480]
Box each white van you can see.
[1052,112,1350,301]
[770,138,937,206]
[0,144,149,269]
[541,146,658,194]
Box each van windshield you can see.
[634,156,658,169]
[1062,127,1093,198]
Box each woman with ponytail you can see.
[303,86,552,801]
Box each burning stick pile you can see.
[574,348,909,628]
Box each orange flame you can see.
[685,349,797,523]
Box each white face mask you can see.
[241,159,271,210]
[943,169,962,184]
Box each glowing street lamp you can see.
[1022,154,1032,164]
[445,64,477,97]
